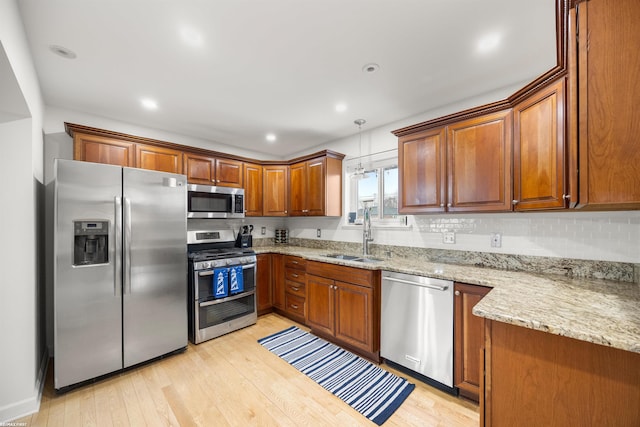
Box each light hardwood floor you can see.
[16,313,479,426]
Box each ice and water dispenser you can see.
[73,220,109,266]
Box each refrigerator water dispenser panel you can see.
[73,220,109,266]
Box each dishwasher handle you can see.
[383,275,450,291]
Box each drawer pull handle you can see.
[291,286,299,291]
[291,274,299,278]
[290,304,299,309]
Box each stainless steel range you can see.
[188,229,257,344]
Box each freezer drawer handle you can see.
[383,276,449,291]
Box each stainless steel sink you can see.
[324,254,382,263]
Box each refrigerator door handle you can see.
[123,196,132,295]
[114,196,122,297]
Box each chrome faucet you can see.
[362,202,374,256]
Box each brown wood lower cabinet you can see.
[271,254,285,311]
[306,261,380,362]
[256,254,273,315]
[483,320,640,426]
[454,282,491,402]
[279,256,306,324]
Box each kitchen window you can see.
[345,150,406,227]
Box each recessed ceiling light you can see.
[477,33,501,53]
[335,103,347,113]
[141,98,158,110]
[49,45,77,59]
[180,27,204,47]
[362,63,380,74]
[266,133,276,142]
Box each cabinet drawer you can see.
[285,281,306,298]
[284,255,306,270]
[306,260,375,288]
[285,269,306,284]
[285,294,305,317]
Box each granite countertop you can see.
[255,245,640,354]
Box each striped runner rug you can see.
[258,326,415,425]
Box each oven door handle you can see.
[199,290,256,307]
[198,262,256,276]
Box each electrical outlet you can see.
[443,232,455,244]
[316,228,321,238]
[261,226,266,235]
[491,232,502,248]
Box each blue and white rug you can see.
[258,326,415,425]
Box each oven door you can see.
[191,262,256,343]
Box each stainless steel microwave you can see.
[187,184,245,218]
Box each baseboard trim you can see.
[0,350,49,423]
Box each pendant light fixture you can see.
[352,119,368,180]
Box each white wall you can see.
[44,105,279,161]
[0,0,46,422]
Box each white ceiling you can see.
[17,0,557,157]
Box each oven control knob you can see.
[203,261,211,269]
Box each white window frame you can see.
[344,150,408,228]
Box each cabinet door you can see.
[215,158,243,188]
[256,254,272,315]
[306,274,335,337]
[447,110,513,212]
[306,159,326,216]
[289,161,307,216]
[136,144,183,174]
[263,165,289,216]
[575,0,640,209]
[183,153,215,184]
[513,78,567,211]
[334,281,373,355]
[271,254,285,310]
[243,163,263,216]
[398,127,446,213]
[454,282,491,402]
[73,133,135,167]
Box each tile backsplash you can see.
[285,211,640,264]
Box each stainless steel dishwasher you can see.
[380,270,454,392]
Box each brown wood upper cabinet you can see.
[289,155,343,216]
[398,110,513,213]
[570,0,640,209]
[73,132,135,167]
[306,261,380,362]
[513,78,568,211]
[183,152,243,187]
[398,127,446,213]
[447,110,513,212]
[136,143,183,174]
[243,162,263,216]
[263,165,289,216]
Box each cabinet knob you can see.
[440,204,445,207]
[512,199,519,205]
[447,203,452,208]
[454,290,460,296]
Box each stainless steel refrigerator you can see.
[54,159,187,390]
